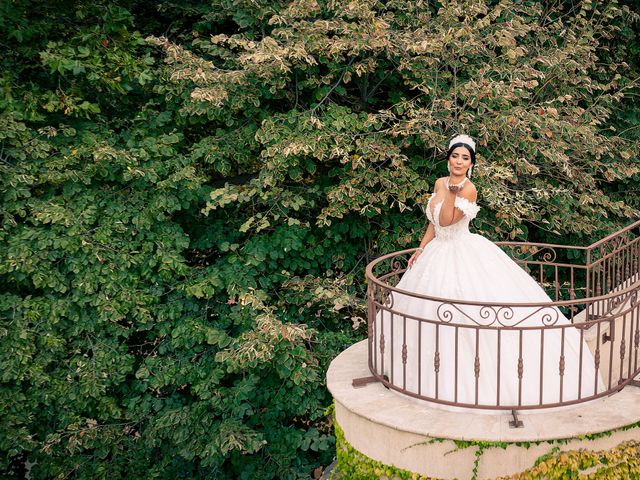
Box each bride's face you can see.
[448,146,472,176]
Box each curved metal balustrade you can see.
[359,220,640,410]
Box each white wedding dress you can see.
[375,193,603,411]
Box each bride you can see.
[375,134,602,411]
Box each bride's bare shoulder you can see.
[464,179,477,191]
[460,180,478,202]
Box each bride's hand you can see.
[408,248,423,268]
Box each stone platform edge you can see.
[327,340,640,479]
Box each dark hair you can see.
[447,143,476,164]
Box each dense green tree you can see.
[0,0,639,478]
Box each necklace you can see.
[445,176,467,189]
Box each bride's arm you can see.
[418,223,436,249]
[419,180,439,247]
[408,183,438,268]
[408,219,435,268]
[439,182,477,227]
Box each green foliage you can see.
[0,0,639,478]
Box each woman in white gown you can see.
[376,135,602,411]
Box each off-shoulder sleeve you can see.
[454,196,480,219]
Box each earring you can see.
[467,165,473,178]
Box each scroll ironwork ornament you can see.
[436,303,456,323]
[434,352,440,373]
[541,307,560,326]
[620,338,626,360]
[631,290,638,308]
[402,344,407,365]
[509,245,556,263]
[607,295,622,312]
[496,306,515,326]
[559,355,565,377]
[436,302,497,326]
[474,356,480,378]
[595,349,600,370]
[379,333,385,355]
[541,248,557,263]
[635,328,640,349]
[479,305,499,325]
[390,258,405,276]
[511,245,529,260]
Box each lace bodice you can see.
[426,195,480,241]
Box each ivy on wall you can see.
[332,418,640,480]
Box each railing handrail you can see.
[586,218,640,251]
[494,240,589,250]
[490,219,640,253]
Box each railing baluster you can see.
[402,315,407,390]
[539,328,544,405]
[454,325,459,403]
[620,313,627,385]
[418,320,422,396]
[380,306,385,379]
[578,325,584,399]
[518,330,523,407]
[607,252,612,294]
[631,303,640,372]
[475,327,480,406]
[608,318,615,391]
[569,267,576,315]
[390,310,394,385]
[627,310,634,384]
[371,293,376,373]
[539,263,544,288]
[496,328,501,407]
[559,327,566,403]
[435,323,440,399]
[595,322,601,395]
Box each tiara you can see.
[448,134,476,153]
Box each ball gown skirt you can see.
[373,195,603,412]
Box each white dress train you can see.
[374,194,603,411]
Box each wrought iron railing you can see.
[356,220,640,411]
